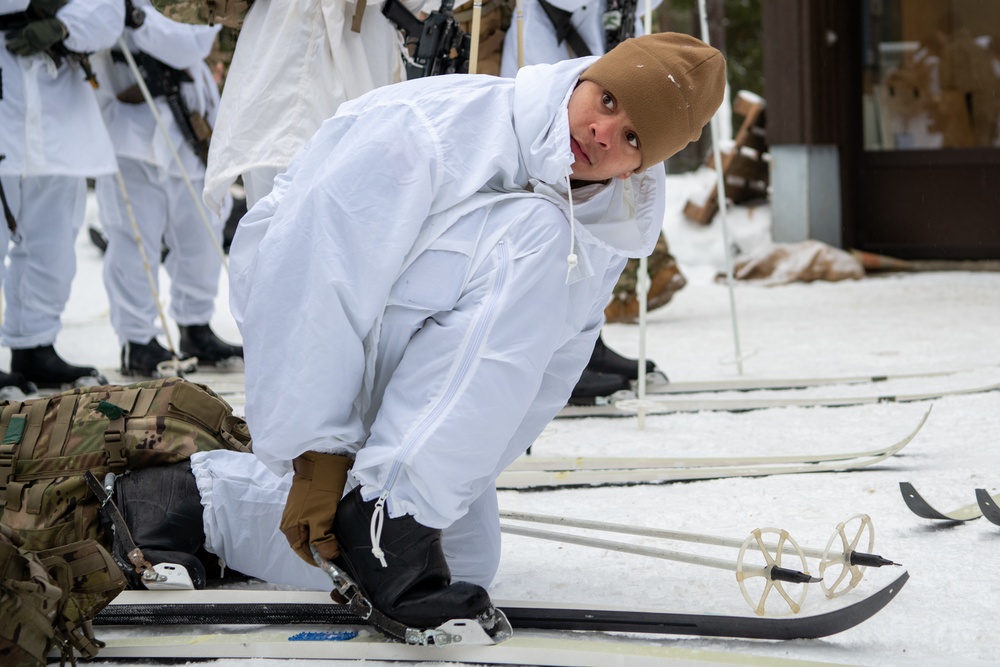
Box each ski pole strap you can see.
[0,156,19,237]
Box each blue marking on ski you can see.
[288,630,359,641]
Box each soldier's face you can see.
[567,81,643,182]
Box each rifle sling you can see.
[537,0,591,57]
[351,0,366,32]
[0,156,18,236]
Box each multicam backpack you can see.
[0,377,252,551]
[0,378,253,662]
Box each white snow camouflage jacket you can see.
[229,58,665,526]
[0,0,122,177]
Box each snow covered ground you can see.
[20,171,1000,666]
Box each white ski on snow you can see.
[496,408,929,489]
[90,625,855,666]
[643,367,979,395]
[557,382,998,419]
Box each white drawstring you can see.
[370,492,389,568]
[565,167,578,281]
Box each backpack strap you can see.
[1,398,50,512]
[49,395,78,458]
[220,414,253,453]
[0,403,26,500]
[0,401,29,511]
[96,387,141,473]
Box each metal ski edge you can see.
[497,408,928,489]
[898,481,983,522]
[94,570,908,643]
[557,382,1000,419]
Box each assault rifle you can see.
[603,0,637,51]
[381,0,470,78]
[112,50,211,165]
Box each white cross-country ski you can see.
[496,408,928,489]
[643,367,981,395]
[508,410,929,471]
[557,381,999,419]
[94,570,908,663]
[87,627,859,666]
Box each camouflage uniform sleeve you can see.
[152,0,253,29]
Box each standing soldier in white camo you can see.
[0,0,123,395]
[91,0,243,378]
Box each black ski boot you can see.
[586,334,659,381]
[10,345,107,389]
[568,367,631,405]
[178,325,243,367]
[0,369,36,399]
[121,338,194,378]
[332,487,502,639]
[104,461,209,590]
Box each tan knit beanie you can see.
[580,32,726,171]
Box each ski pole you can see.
[515,0,524,69]
[696,0,744,375]
[111,166,187,370]
[501,510,900,567]
[115,38,228,273]
[468,0,482,74]
[500,520,818,616]
[500,510,899,599]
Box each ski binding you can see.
[142,562,195,590]
[311,546,512,646]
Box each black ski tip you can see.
[975,488,1000,526]
[503,570,910,640]
[900,481,981,521]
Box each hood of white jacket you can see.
[512,57,666,261]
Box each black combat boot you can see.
[586,334,658,381]
[332,487,496,633]
[105,461,209,590]
[178,324,243,366]
[121,338,190,378]
[568,368,631,405]
[0,369,36,398]
[10,345,107,389]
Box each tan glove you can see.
[279,451,352,566]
